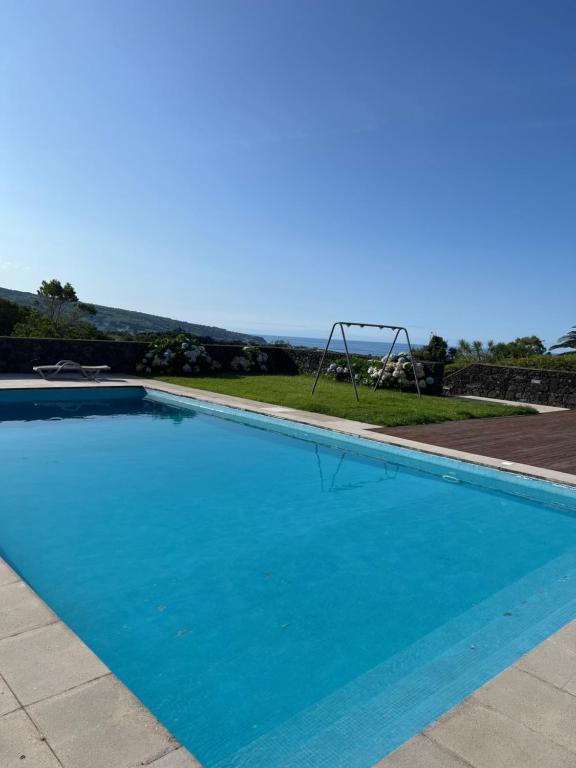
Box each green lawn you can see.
[156,374,536,427]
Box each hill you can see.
[0,286,265,343]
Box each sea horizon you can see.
[261,334,421,357]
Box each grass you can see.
[156,374,536,427]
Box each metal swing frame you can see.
[311,322,421,401]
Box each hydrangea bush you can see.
[325,354,434,391]
[136,334,221,376]
[230,345,269,373]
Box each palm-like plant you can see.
[472,340,485,360]
[550,326,576,351]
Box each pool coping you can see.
[1,374,576,767]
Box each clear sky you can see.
[0,1,574,345]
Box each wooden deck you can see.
[369,410,576,475]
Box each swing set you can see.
[311,321,421,401]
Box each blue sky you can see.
[0,1,574,345]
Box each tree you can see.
[456,339,473,359]
[0,297,30,336]
[472,340,484,360]
[550,326,576,352]
[11,279,104,339]
[491,336,546,358]
[453,335,546,361]
[12,311,107,340]
[414,334,452,362]
[36,279,96,332]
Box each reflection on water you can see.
[0,398,197,425]
[314,444,398,493]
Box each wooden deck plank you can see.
[369,410,576,475]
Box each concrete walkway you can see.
[1,375,576,767]
[377,622,576,768]
[0,560,200,768]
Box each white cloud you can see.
[0,259,30,272]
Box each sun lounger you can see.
[33,360,111,380]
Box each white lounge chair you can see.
[33,360,111,381]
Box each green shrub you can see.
[413,334,454,362]
[445,354,576,376]
[137,334,221,376]
[0,297,30,335]
[324,354,436,392]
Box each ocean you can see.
[262,335,418,357]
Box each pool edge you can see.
[0,558,202,767]
[2,374,576,768]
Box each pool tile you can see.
[0,709,61,768]
[0,675,19,716]
[0,582,57,640]
[0,622,109,705]
[147,746,203,767]
[28,675,179,768]
[427,698,576,768]
[474,667,576,753]
[374,733,471,767]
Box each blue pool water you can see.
[1,386,576,767]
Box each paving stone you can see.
[516,637,576,687]
[0,622,109,705]
[552,621,576,652]
[0,675,19,716]
[0,709,60,767]
[474,666,576,752]
[147,746,203,767]
[428,698,576,768]
[564,672,576,697]
[0,582,56,640]
[28,675,178,768]
[374,733,472,767]
[0,559,20,587]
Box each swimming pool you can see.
[1,385,576,767]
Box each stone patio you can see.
[0,560,200,768]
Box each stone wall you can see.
[444,363,576,408]
[0,336,148,374]
[0,337,302,375]
[0,337,443,393]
